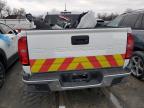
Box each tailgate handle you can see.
[71,35,89,45]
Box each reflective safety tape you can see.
[30,54,125,73]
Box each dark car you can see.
[107,10,144,79]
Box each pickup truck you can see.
[18,28,134,91]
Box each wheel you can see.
[0,62,5,88]
[129,51,144,80]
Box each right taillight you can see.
[125,33,134,59]
[18,36,29,65]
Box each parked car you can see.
[0,23,18,88]
[18,26,133,92]
[107,10,144,79]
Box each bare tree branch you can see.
[5,6,12,16]
[0,0,6,18]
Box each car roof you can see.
[122,9,144,15]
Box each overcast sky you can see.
[5,0,144,16]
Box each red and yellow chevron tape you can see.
[30,54,125,73]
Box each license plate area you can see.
[62,73,90,82]
[60,71,103,87]
[72,73,89,82]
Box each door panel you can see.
[0,23,18,58]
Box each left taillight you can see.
[18,36,29,65]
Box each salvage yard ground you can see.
[0,62,143,108]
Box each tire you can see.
[129,51,144,80]
[0,62,5,88]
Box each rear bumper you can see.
[23,68,130,91]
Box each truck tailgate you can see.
[26,28,128,73]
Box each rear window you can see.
[107,15,124,27]
[119,13,139,28]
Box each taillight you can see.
[18,36,29,65]
[125,33,134,59]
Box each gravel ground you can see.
[0,62,112,108]
[0,62,143,108]
[111,76,144,108]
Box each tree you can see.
[51,8,60,14]
[0,1,27,18]
[18,8,26,16]
[97,13,119,21]
[0,0,6,18]
[37,15,44,20]
[12,8,26,16]
[5,6,12,16]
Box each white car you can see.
[0,19,36,30]
[0,23,18,88]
